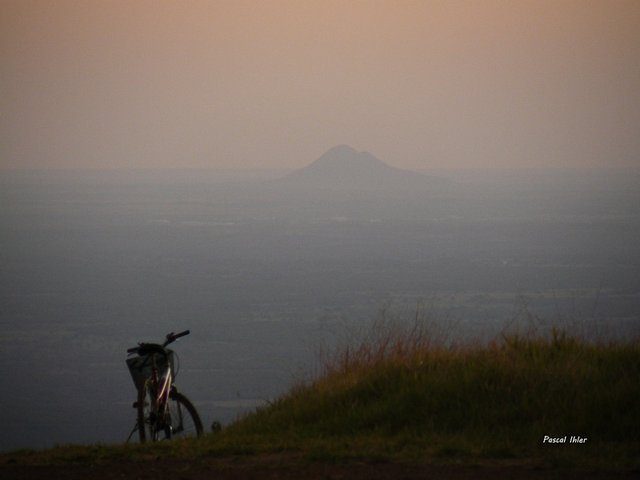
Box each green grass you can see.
[4,322,639,470]
[216,325,640,468]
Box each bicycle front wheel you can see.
[168,390,203,438]
[136,382,155,443]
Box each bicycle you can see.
[126,330,204,442]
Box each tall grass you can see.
[225,314,640,466]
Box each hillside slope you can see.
[226,330,639,467]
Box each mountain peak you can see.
[324,144,357,155]
[307,145,385,171]
[280,146,436,191]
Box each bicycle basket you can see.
[126,349,175,391]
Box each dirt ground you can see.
[2,456,638,480]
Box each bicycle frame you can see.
[146,355,174,438]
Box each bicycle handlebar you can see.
[127,329,191,354]
[163,330,190,347]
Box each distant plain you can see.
[1,164,638,451]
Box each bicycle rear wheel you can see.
[168,390,203,438]
[136,384,203,442]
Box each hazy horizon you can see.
[2,0,640,170]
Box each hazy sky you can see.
[2,0,639,169]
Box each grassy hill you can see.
[218,324,639,468]
[3,322,639,474]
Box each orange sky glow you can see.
[2,0,639,169]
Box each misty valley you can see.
[1,159,639,451]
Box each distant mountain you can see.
[278,145,441,191]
